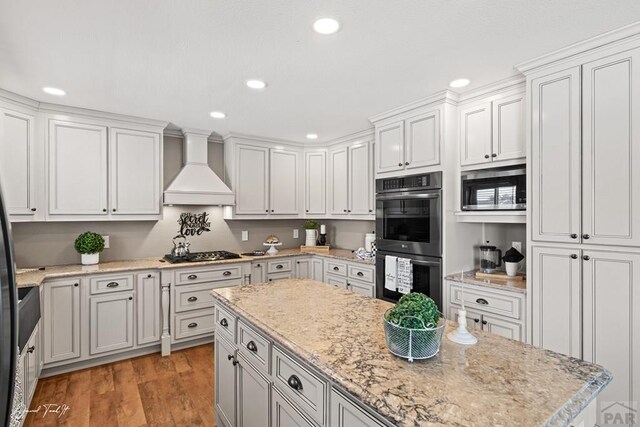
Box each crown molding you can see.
[223,132,306,147]
[516,21,640,74]
[163,127,224,143]
[38,102,169,129]
[0,88,40,110]
[324,128,374,147]
[368,89,459,124]
[456,75,525,104]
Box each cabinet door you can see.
[325,274,348,289]
[375,121,404,174]
[405,110,440,169]
[311,258,323,282]
[582,48,640,247]
[252,262,266,284]
[296,258,312,279]
[109,127,161,215]
[583,250,640,418]
[237,355,270,427]
[89,292,134,355]
[347,281,374,298]
[481,314,522,341]
[531,246,581,358]
[270,149,300,215]
[43,279,81,363]
[272,388,315,427]
[348,142,372,215]
[0,109,36,215]
[329,147,349,215]
[48,120,108,215]
[460,102,492,166]
[446,304,481,330]
[531,68,582,243]
[331,389,384,427]
[136,272,160,346]
[215,335,237,427]
[235,145,269,215]
[304,151,326,215]
[492,92,525,161]
[24,325,39,404]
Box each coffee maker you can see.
[479,242,502,273]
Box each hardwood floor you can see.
[23,345,216,427]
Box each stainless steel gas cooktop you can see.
[162,251,241,264]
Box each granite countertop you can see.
[15,247,373,288]
[212,280,610,427]
[445,270,527,294]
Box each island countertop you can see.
[211,279,610,427]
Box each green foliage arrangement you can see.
[385,293,440,329]
[303,220,319,230]
[74,231,105,254]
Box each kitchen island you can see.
[211,279,611,427]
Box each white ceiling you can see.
[1,1,640,143]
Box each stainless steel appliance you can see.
[375,172,443,309]
[0,181,18,427]
[461,166,526,211]
[163,250,241,264]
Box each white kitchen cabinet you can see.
[404,110,440,170]
[136,271,161,346]
[109,127,161,216]
[531,67,582,244]
[329,147,349,215]
[330,388,385,427]
[481,313,522,341]
[0,108,37,216]
[270,149,300,215]
[234,144,270,215]
[237,355,270,427]
[459,102,492,166]
[252,261,267,284]
[348,143,373,216]
[375,122,404,174]
[272,387,315,427]
[582,250,640,417]
[446,305,482,330]
[215,335,237,427]
[581,48,640,247]
[492,92,525,162]
[295,258,312,279]
[531,246,582,358]
[325,274,348,289]
[311,258,324,282]
[22,322,40,406]
[43,278,81,364]
[346,280,374,298]
[304,151,326,215]
[89,291,135,355]
[267,271,294,282]
[48,120,108,215]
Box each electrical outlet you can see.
[241,231,249,241]
[102,235,110,249]
[512,241,522,252]
[293,229,299,239]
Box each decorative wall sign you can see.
[177,212,211,237]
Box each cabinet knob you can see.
[233,359,239,366]
[474,318,480,323]
[187,296,198,302]
[265,210,269,213]
[491,153,497,158]
[405,162,409,165]
[227,354,234,361]
[74,283,79,287]
[582,234,590,240]
[570,254,578,259]
[128,296,133,300]
[246,341,258,352]
[296,261,300,264]
[112,208,117,212]
[398,163,403,167]
[255,264,261,267]
[570,233,578,239]
[476,298,488,305]
[26,346,35,354]
[102,208,107,212]
[147,274,152,278]
[220,318,228,327]
[348,210,351,212]
[583,255,590,261]
[306,209,309,212]
[30,208,36,212]
[343,209,347,212]
[482,320,488,325]
[287,375,303,391]
[484,155,490,159]
[271,210,274,213]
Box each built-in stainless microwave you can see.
[461,166,526,211]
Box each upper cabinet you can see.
[328,140,374,219]
[234,144,269,215]
[270,149,299,215]
[304,151,326,216]
[460,91,525,167]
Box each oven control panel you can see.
[376,171,442,193]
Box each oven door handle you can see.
[376,192,440,201]
[408,259,442,267]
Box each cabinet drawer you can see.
[347,265,374,283]
[175,279,242,313]
[267,259,293,273]
[348,280,375,298]
[326,274,348,289]
[215,304,237,342]
[267,271,294,282]
[449,283,522,320]
[272,346,327,426]
[89,274,134,295]
[238,320,271,375]
[175,265,242,285]
[174,310,216,340]
[326,260,347,277]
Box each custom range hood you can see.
[164,128,235,206]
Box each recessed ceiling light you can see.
[246,79,267,90]
[313,18,341,35]
[210,111,226,119]
[306,133,318,140]
[449,78,471,88]
[42,86,66,96]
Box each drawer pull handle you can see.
[276,264,283,270]
[476,298,488,305]
[246,341,258,352]
[106,282,119,288]
[27,346,35,354]
[187,296,198,302]
[188,274,198,280]
[356,271,364,277]
[223,271,232,276]
[333,266,339,271]
[187,322,198,328]
[220,318,228,327]
[287,375,303,391]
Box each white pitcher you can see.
[305,229,318,246]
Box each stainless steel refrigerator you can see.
[0,180,18,427]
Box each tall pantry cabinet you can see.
[522,28,640,422]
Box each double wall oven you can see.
[375,172,442,309]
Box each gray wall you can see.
[10,136,372,267]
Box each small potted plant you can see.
[303,220,319,247]
[74,231,105,265]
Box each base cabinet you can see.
[238,354,270,427]
[272,387,315,427]
[43,278,81,364]
[215,335,237,427]
[295,258,312,279]
[331,388,384,427]
[89,291,135,355]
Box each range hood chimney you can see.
[164,128,234,206]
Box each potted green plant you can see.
[303,220,319,247]
[74,231,105,265]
